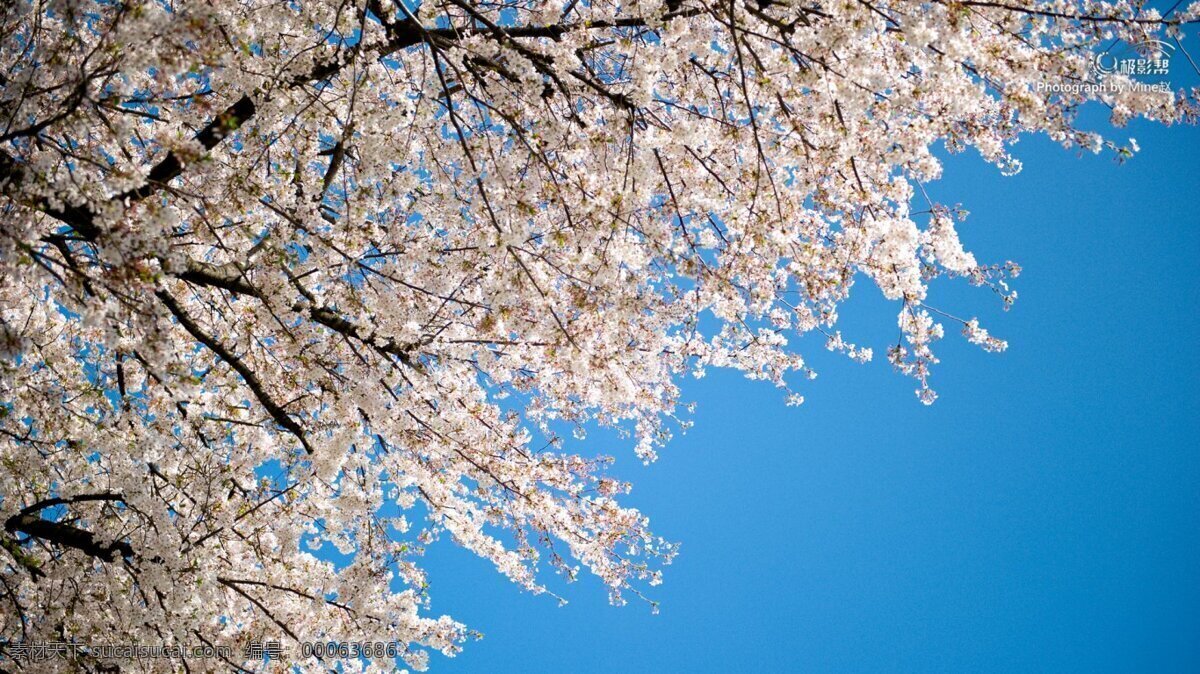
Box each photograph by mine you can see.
[1,0,1198,672]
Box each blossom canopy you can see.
[0,0,1196,670]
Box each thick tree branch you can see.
[156,289,315,454]
[4,493,133,565]
[178,260,419,366]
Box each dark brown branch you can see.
[947,0,1200,25]
[2,6,701,245]
[156,289,314,454]
[2,494,130,573]
[217,577,301,642]
[5,516,134,563]
[177,259,418,366]
[13,492,125,519]
[116,95,256,205]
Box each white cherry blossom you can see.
[1,0,1196,670]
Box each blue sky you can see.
[410,99,1200,670]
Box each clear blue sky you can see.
[410,68,1200,674]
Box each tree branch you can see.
[156,289,315,454]
[4,492,134,566]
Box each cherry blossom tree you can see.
[1,0,1196,670]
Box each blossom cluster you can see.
[0,0,1196,670]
